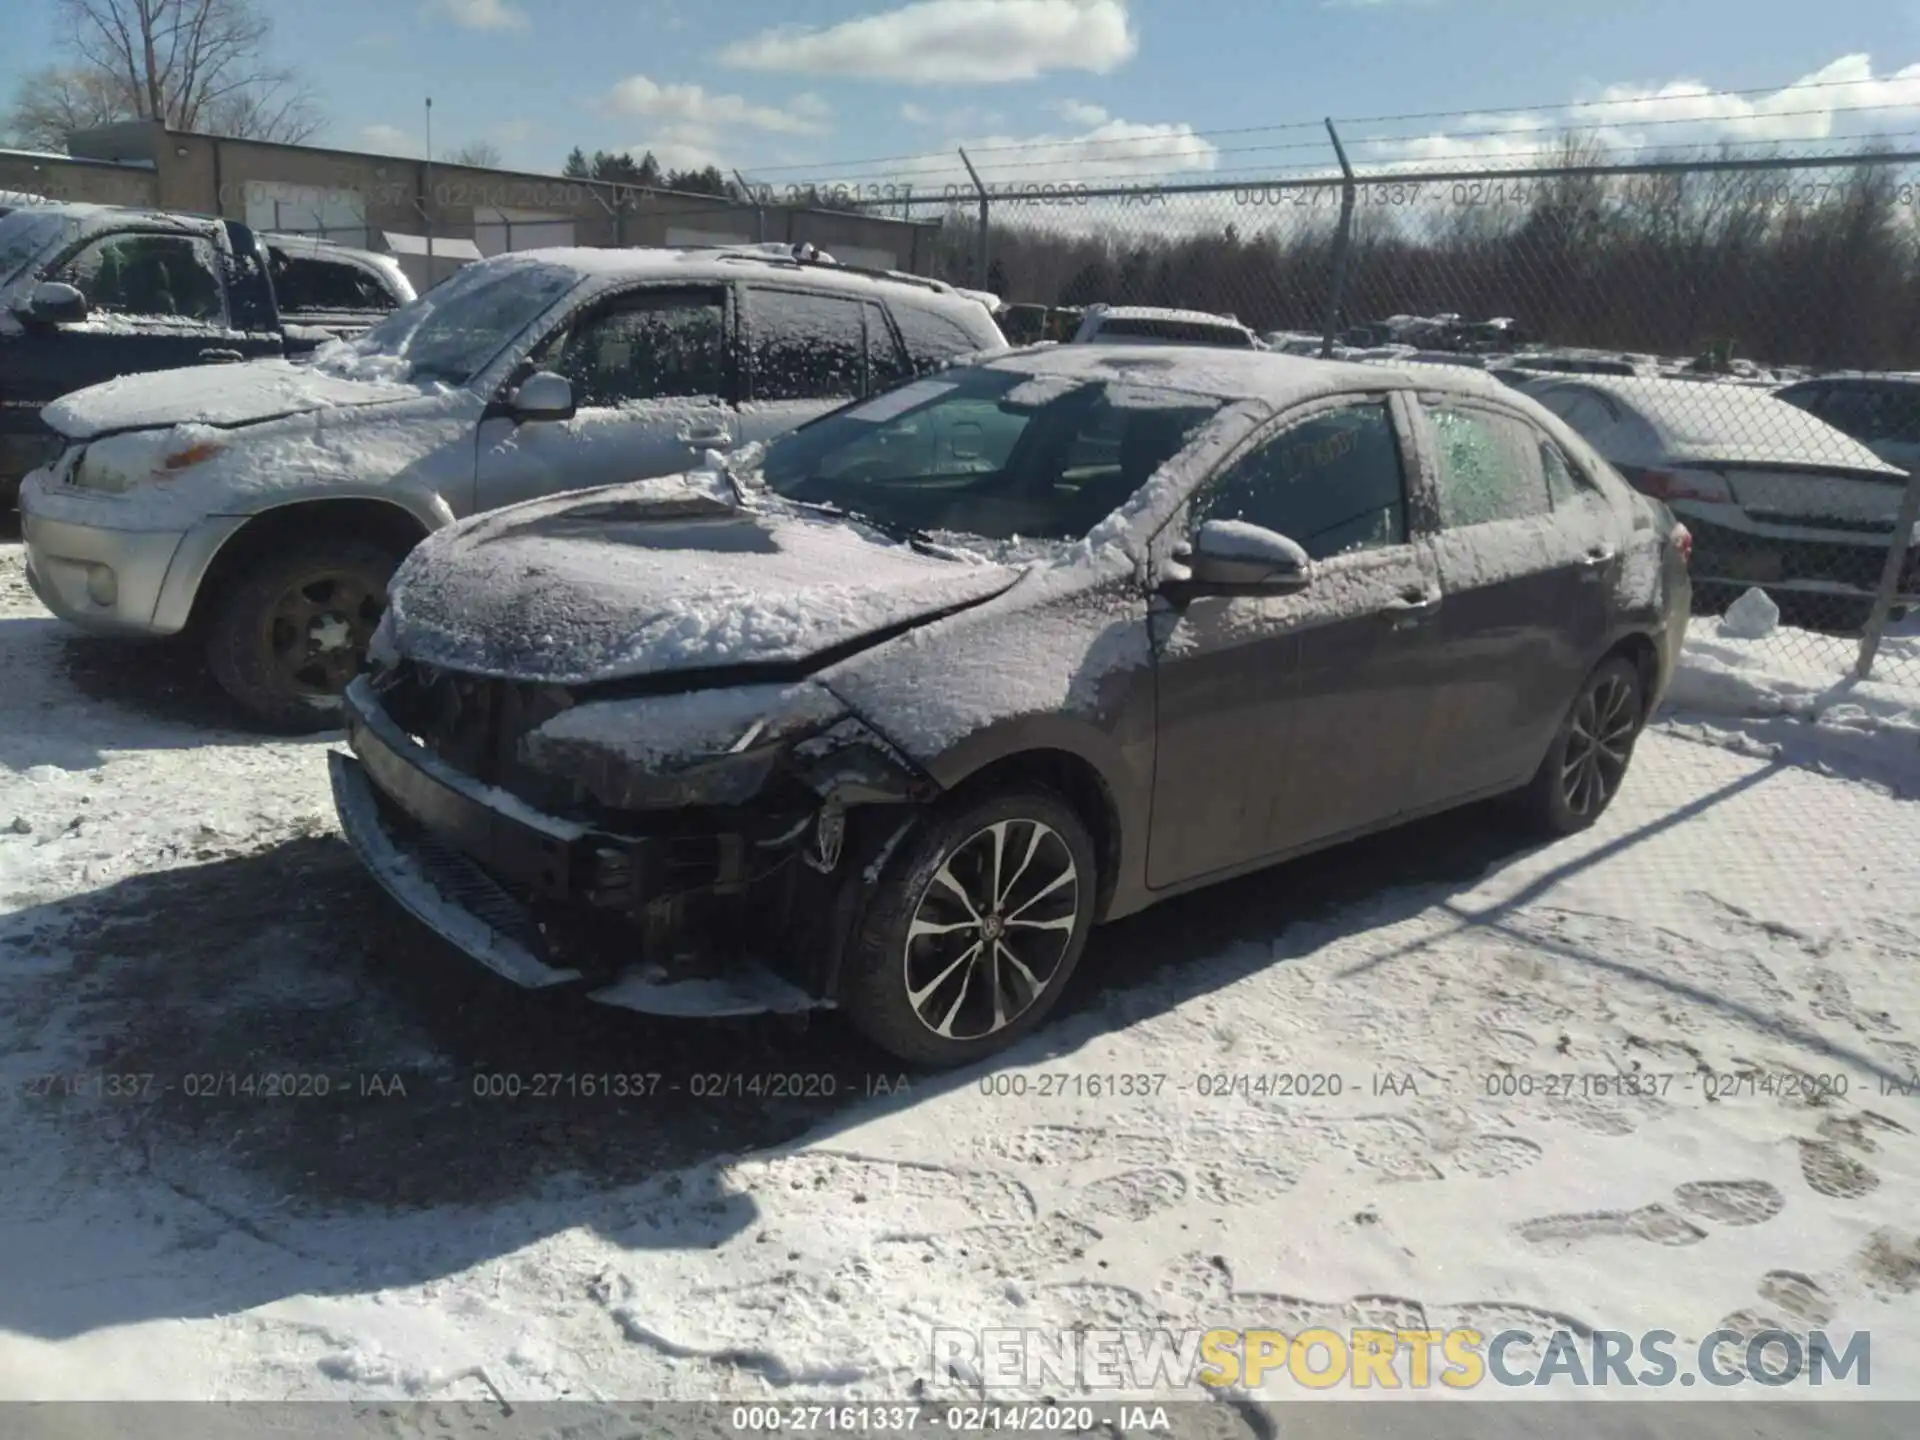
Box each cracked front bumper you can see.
[331,677,824,1017]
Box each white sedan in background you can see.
[1522,374,1919,632]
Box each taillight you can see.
[1631,467,1732,504]
[1671,523,1692,564]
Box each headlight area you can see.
[358,667,938,998]
[66,428,225,494]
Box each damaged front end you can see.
[328,658,936,1017]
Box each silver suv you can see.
[18,245,1005,728]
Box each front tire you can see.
[841,789,1099,1068]
[1518,656,1645,836]
[204,538,399,733]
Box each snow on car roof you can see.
[1087,305,1250,329]
[492,245,971,305]
[980,341,1511,406]
[1526,374,1904,474]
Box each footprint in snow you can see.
[1516,1179,1786,1249]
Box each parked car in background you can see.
[1522,374,1919,631]
[17,245,1006,728]
[332,344,1689,1067]
[1775,373,1920,475]
[259,234,414,340]
[1070,304,1259,348]
[1,201,305,507]
[1509,350,1659,378]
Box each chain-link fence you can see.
[845,146,1920,690]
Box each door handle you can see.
[197,348,243,363]
[1384,591,1439,628]
[1580,546,1617,567]
[681,429,733,451]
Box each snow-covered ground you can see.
[2,537,1918,1416]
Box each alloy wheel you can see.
[263,568,386,699]
[1561,671,1637,818]
[901,818,1080,1042]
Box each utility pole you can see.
[424,97,435,280]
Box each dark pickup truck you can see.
[0,201,411,507]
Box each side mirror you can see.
[1165,520,1311,597]
[18,281,88,326]
[509,370,575,422]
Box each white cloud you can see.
[1049,99,1109,126]
[429,0,529,30]
[900,102,934,125]
[719,0,1137,84]
[599,76,832,136]
[597,77,833,175]
[881,114,1218,188]
[1360,53,1920,171]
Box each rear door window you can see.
[745,286,868,400]
[1426,406,1552,528]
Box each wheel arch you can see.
[933,732,1133,924]
[186,493,442,630]
[1599,630,1661,719]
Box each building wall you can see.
[55,122,930,273]
[0,152,158,208]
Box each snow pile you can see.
[1661,607,1920,793]
[1717,586,1780,640]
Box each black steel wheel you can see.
[205,538,400,732]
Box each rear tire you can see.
[1517,656,1645,837]
[204,538,400,733]
[841,789,1098,1069]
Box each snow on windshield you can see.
[316,258,577,386]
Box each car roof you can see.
[491,244,981,309]
[1522,374,1903,474]
[1783,371,1920,390]
[981,342,1518,406]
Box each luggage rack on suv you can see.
[687,241,963,298]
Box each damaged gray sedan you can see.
[330,345,1691,1066]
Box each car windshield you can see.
[319,259,577,385]
[757,363,1225,543]
[0,208,78,289]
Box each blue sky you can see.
[7,0,1920,187]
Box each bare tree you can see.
[4,67,137,150]
[10,0,323,148]
[444,140,503,168]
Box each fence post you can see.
[732,170,766,243]
[1320,119,1357,360]
[1854,466,1920,680]
[959,147,990,289]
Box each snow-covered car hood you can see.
[384,478,1027,686]
[42,357,427,440]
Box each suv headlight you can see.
[70,432,225,493]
